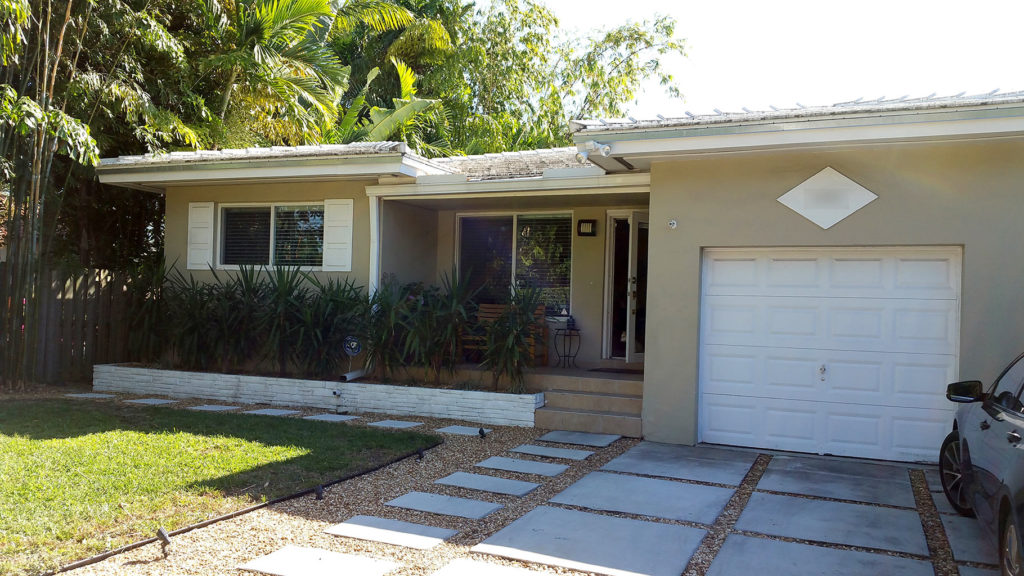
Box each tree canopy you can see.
[0,0,685,386]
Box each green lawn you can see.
[0,399,439,576]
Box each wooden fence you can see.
[2,264,135,383]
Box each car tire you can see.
[940,430,975,517]
[1002,511,1024,576]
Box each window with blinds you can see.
[459,213,572,315]
[220,204,324,267]
[274,205,324,267]
[516,215,572,315]
[221,207,271,266]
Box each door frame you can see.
[602,209,649,360]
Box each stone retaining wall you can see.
[93,364,543,427]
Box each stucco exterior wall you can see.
[643,138,1024,445]
[380,201,438,284]
[164,179,374,287]
[431,203,648,366]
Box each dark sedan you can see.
[941,351,1024,576]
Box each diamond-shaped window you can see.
[777,167,877,230]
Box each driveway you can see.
[470,439,999,576]
[233,429,998,576]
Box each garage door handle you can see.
[1009,431,1022,444]
[981,420,991,430]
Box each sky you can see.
[539,0,1024,118]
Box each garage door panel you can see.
[703,295,957,355]
[701,393,954,461]
[703,344,953,410]
[700,247,961,462]
[704,248,960,300]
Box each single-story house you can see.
[98,91,1024,462]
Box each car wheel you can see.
[1003,512,1024,576]
[940,430,974,517]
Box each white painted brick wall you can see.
[93,364,541,426]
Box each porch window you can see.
[220,204,324,267]
[459,214,572,315]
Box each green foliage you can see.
[364,273,413,380]
[400,270,477,385]
[298,276,368,378]
[481,285,543,393]
[261,265,311,375]
[0,399,438,576]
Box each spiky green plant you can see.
[481,285,543,393]
[364,274,412,380]
[297,276,367,378]
[261,266,310,376]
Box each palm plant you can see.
[165,270,217,370]
[199,0,412,141]
[481,285,543,393]
[261,266,309,375]
[364,274,412,380]
[401,270,476,386]
[297,276,366,378]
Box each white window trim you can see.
[454,210,574,316]
[215,201,327,271]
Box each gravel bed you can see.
[683,453,771,576]
[910,468,958,576]
[66,415,637,576]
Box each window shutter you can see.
[322,199,353,271]
[187,202,215,270]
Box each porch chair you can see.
[462,303,549,366]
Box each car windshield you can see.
[990,354,1024,413]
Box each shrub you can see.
[481,285,543,393]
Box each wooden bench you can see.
[463,303,549,366]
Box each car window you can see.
[990,355,1024,413]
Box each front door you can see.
[606,210,649,362]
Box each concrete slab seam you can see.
[682,452,771,576]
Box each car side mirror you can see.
[946,380,985,403]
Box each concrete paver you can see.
[303,413,358,422]
[123,398,177,405]
[244,408,300,416]
[435,472,540,496]
[429,558,540,576]
[510,444,594,461]
[942,514,999,564]
[473,506,704,576]
[958,566,999,576]
[735,492,929,555]
[369,419,423,429]
[602,442,756,486]
[475,456,568,477]
[324,515,456,550]
[706,535,934,576]
[538,430,620,447]
[551,471,733,524]
[65,393,115,399]
[386,491,502,519]
[187,404,238,412]
[435,425,491,436]
[237,545,398,576]
[757,455,915,507]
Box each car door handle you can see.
[1009,431,1022,444]
[981,420,991,430]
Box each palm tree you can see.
[200,0,412,134]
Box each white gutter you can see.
[97,154,451,191]
[365,172,650,199]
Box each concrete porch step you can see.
[526,373,642,396]
[535,406,642,438]
[544,390,642,415]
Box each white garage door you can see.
[699,247,961,462]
